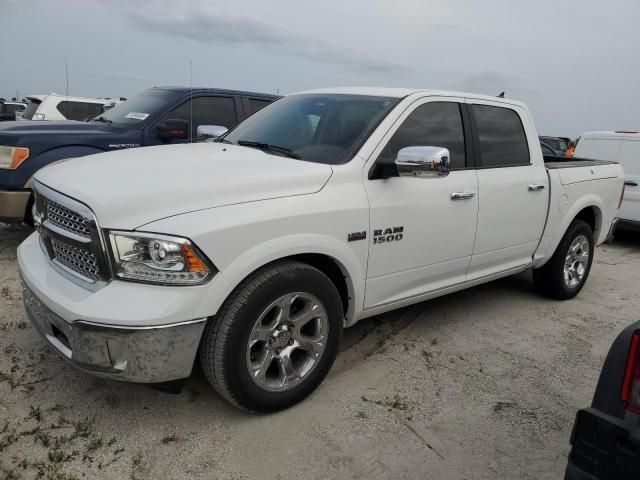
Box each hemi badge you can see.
[347,231,367,242]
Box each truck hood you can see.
[0,120,120,137]
[35,143,333,229]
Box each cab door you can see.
[465,100,549,280]
[363,98,479,308]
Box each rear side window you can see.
[23,100,41,120]
[472,105,530,168]
[56,101,104,121]
[378,101,466,170]
[618,141,640,175]
[574,138,621,162]
[247,98,271,116]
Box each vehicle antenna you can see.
[65,58,69,97]
[190,59,193,143]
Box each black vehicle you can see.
[540,135,572,154]
[0,87,279,222]
[540,140,562,156]
[566,320,640,479]
[0,99,26,121]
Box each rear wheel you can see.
[199,260,343,412]
[533,219,594,300]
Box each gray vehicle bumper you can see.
[22,283,206,383]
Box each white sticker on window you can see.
[124,112,150,120]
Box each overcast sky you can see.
[1,0,639,136]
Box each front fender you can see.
[194,234,365,326]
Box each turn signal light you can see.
[0,146,29,169]
[621,331,640,414]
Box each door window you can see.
[471,105,530,168]
[377,102,466,170]
[156,96,238,138]
[247,98,271,116]
[56,101,104,121]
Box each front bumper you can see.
[18,232,209,383]
[565,408,640,480]
[22,284,205,383]
[0,188,30,222]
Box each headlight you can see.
[0,146,29,169]
[108,231,215,285]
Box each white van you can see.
[21,94,119,122]
[575,131,640,231]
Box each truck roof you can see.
[295,86,526,107]
[25,94,117,104]
[153,86,280,100]
[580,130,640,139]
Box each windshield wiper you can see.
[237,140,301,159]
[93,116,112,124]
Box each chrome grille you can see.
[46,200,91,237]
[34,181,108,286]
[51,238,100,281]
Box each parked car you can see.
[565,320,640,479]
[574,131,640,233]
[0,86,279,223]
[540,140,562,156]
[540,135,572,155]
[0,100,26,121]
[18,87,624,412]
[19,94,120,122]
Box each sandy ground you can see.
[1,223,639,480]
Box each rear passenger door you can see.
[466,100,548,279]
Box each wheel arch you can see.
[199,235,365,327]
[534,198,604,269]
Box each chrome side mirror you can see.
[395,146,450,178]
[197,125,228,139]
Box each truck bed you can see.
[543,155,618,169]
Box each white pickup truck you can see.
[18,87,624,412]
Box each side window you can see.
[575,138,620,162]
[472,105,530,168]
[56,101,103,121]
[378,102,466,170]
[618,141,640,175]
[157,96,238,137]
[247,98,271,116]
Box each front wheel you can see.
[199,261,343,412]
[533,219,594,300]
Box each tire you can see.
[23,193,35,226]
[533,219,594,300]
[199,260,343,412]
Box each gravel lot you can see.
[1,223,639,480]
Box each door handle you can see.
[450,191,476,200]
[528,183,546,191]
[625,180,638,187]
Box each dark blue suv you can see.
[0,86,278,223]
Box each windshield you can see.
[23,100,41,120]
[224,94,399,165]
[94,89,183,127]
